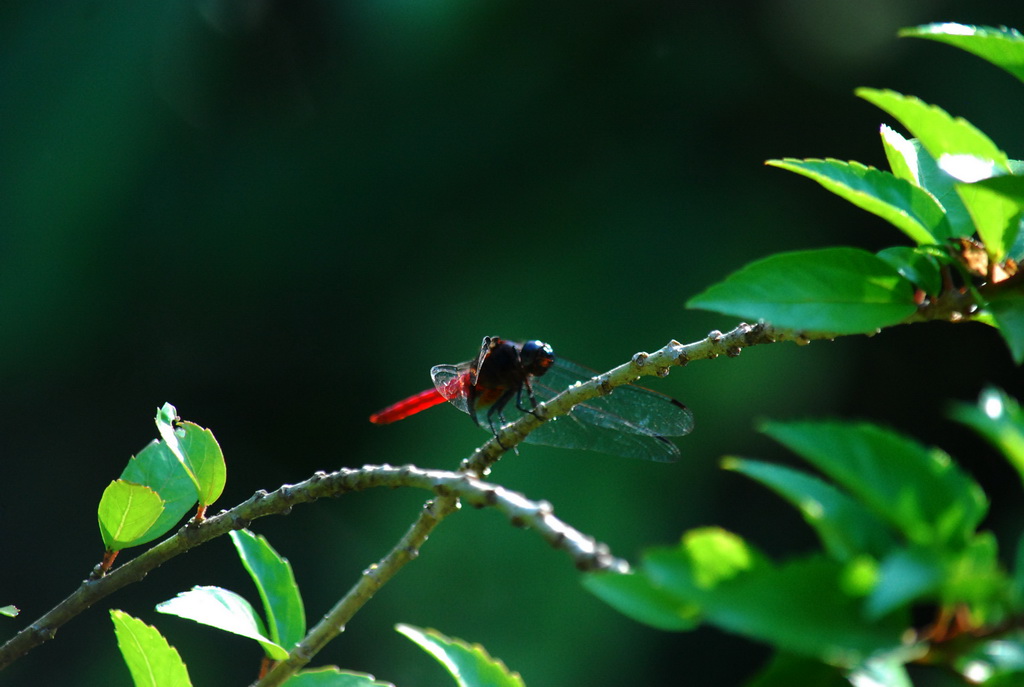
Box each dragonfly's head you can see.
[520,340,555,378]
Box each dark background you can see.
[3,1,1024,685]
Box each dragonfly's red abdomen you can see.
[369,387,447,424]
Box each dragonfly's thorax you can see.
[476,338,534,390]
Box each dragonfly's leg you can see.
[486,389,516,437]
[516,379,543,419]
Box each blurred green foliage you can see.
[3,1,1024,685]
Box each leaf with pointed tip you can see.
[156,586,288,660]
[760,420,988,548]
[857,89,1009,167]
[230,530,306,650]
[110,610,192,687]
[723,457,897,561]
[859,89,1013,258]
[987,292,1024,365]
[767,158,949,245]
[901,23,1024,86]
[878,125,974,237]
[687,247,917,334]
[155,405,225,508]
[396,624,525,687]
[951,387,1024,484]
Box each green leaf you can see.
[760,420,987,547]
[766,158,949,245]
[723,457,897,561]
[110,609,192,687]
[941,160,1024,263]
[1,605,20,618]
[686,247,917,334]
[120,441,198,547]
[857,89,1009,168]
[866,547,946,618]
[396,624,525,687]
[155,406,225,508]
[176,423,225,507]
[943,532,1007,616]
[879,126,974,237]
[868,536,1006,620]
[582,569,701,631]
[901,23,1024,86]
[876,246,943,295]
[156,586,288,661]
[98,480,165,551]
[230,530,306,650]
[988,292,1024,365]
[858,89,1013,258]
[283,667,395,687]
[643,545,905,665]
[951,388,1024,486]
[971,174,1024,262]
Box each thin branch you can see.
[463,322,814,475]
[253,493,459,687]
[0,321,839,675]
[0,465,625,670]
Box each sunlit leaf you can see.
[230,530,306,650]
[156,586,288,660]
[857,89,1008,167]
[879,126,974,237]
[766,158,949,245]
[120,440,198,546]
[110,610,192,687]
[154,404,225,508]
[901,23,1024,86]
[98,481,165,551]
[396,624,525,687]
[942,163,1024,263]
[687,248,917,334]
[858,89,1013,259]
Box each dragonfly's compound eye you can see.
[520,340,555,377]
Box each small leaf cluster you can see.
[97,403,226,560]
[689,23,1024,360]
[111,529,524,687]
[585,388,1024,685]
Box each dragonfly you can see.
[369,336,693,462]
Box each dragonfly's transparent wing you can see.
[430,363,471,414]
[539,359,694,436]
[430,353,691,462]
[525,411,681,462]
